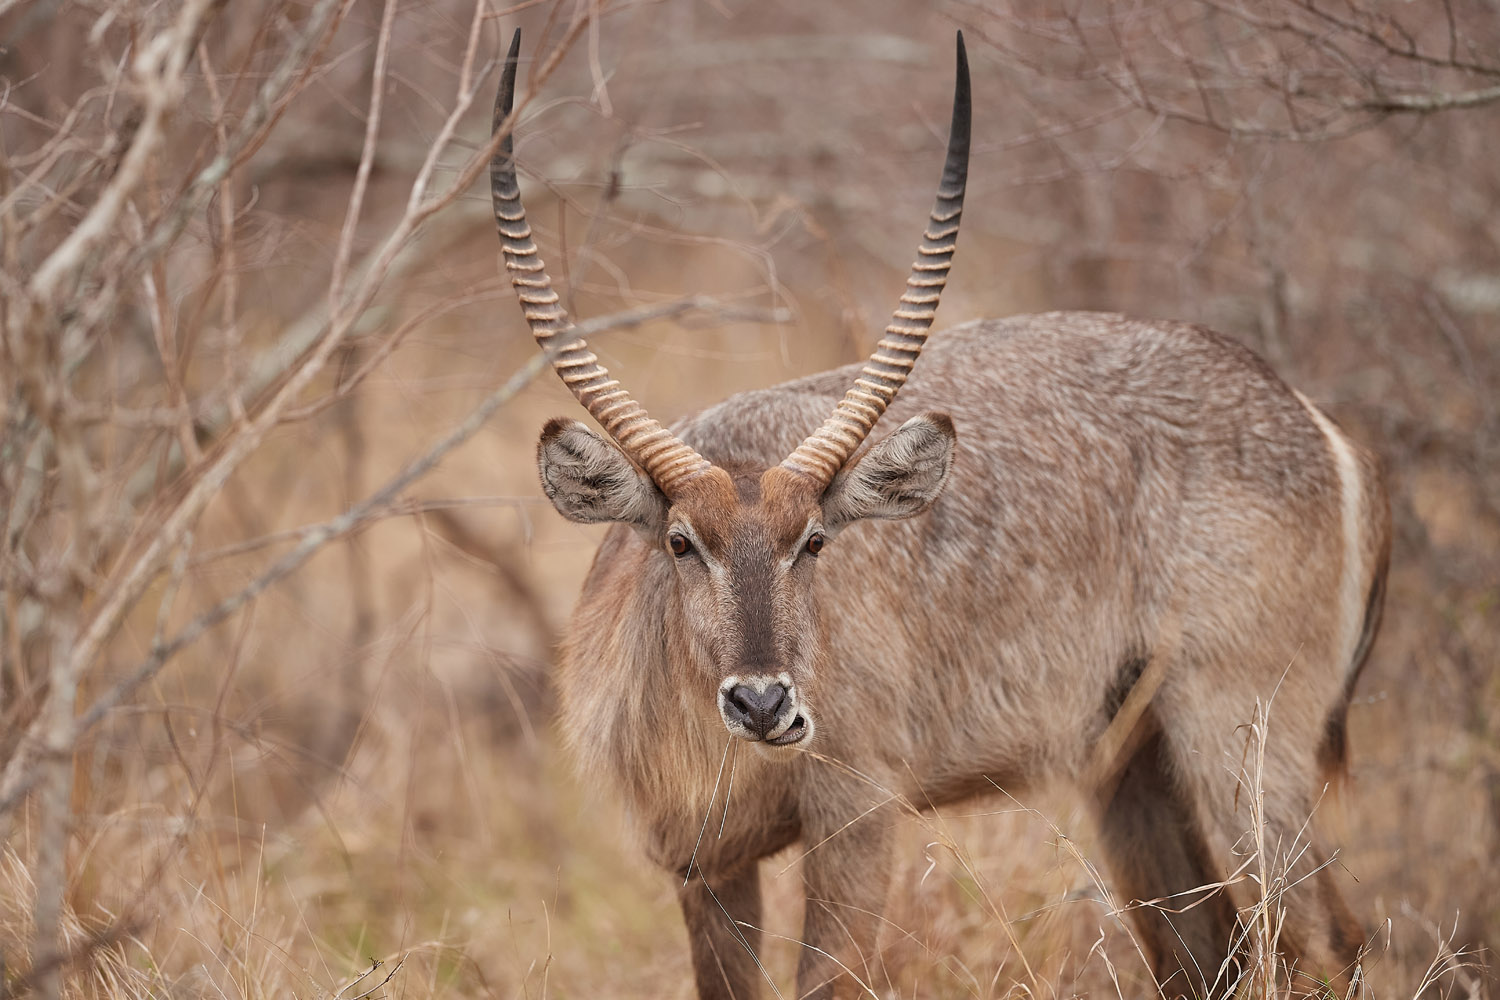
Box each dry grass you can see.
[1,0,1497,997]
[0,693,1487,999]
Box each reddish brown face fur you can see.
[537,415,958,752]
[664,467,829,746]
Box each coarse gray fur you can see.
[546,311,1390,1000]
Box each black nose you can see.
[723,683,789,739]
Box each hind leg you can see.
[1093,717,1241,999]
[1219,778,1364,997]
[1272,839,1365,997]
[1159,684,1366,997]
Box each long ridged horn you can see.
[491,29,713,496]
[781,31,970,486]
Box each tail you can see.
[1316,542,1390,784]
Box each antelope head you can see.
[492,30,970,748]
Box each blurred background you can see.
[0,0,1496,996]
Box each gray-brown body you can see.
[556,313,1389,998]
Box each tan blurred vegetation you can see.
[0,0,1496,997]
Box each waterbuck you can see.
[491,28,1389,1000]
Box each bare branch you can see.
[24,0,217,306]
[1353,82,1500,113]
[0,290,787,819]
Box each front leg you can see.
[796,798,896,1000]
[680,864,764,1000]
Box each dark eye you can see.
[669,532,693,557]
[805,532,825,557]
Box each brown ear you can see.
[821,413,957,529]
[537,419,667,530]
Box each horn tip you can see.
[495,28,523,129]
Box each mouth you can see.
[718,673,813,747]
[764,714,809,746]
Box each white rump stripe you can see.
[1295,391,1366,679]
